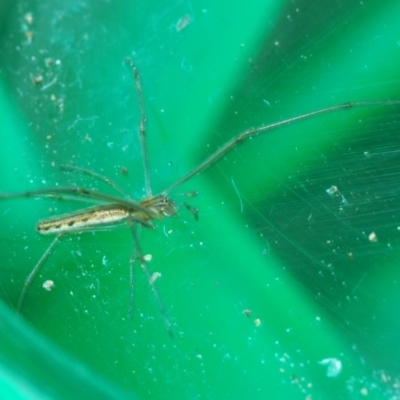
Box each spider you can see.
[1,58,399,334]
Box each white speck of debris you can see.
[319,358,342,377]
[42,280,54,291]
[368,232,378,242]
[149,272,161,284]
[24,13,34,25]
[175,14,191,32]
[326,185,339,197]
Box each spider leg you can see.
[127,225,141,319]
[60,165,129,198]
[125,58,152,197]
[163,100,400,194]
[17,234,63,313]
[129,221,172,336]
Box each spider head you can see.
[140,194,177,219]
[158,194,178,217]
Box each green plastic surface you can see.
[1,1,400,399]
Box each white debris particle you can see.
[319,358,342,377]
[326,185,339,197]
[368,231,378,242]
[176,14,191,31]
[149,272,161,284]
[143,254,152,262]
[24,12,33,25]
[42,280,54,291]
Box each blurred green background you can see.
[1,0,400,398]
